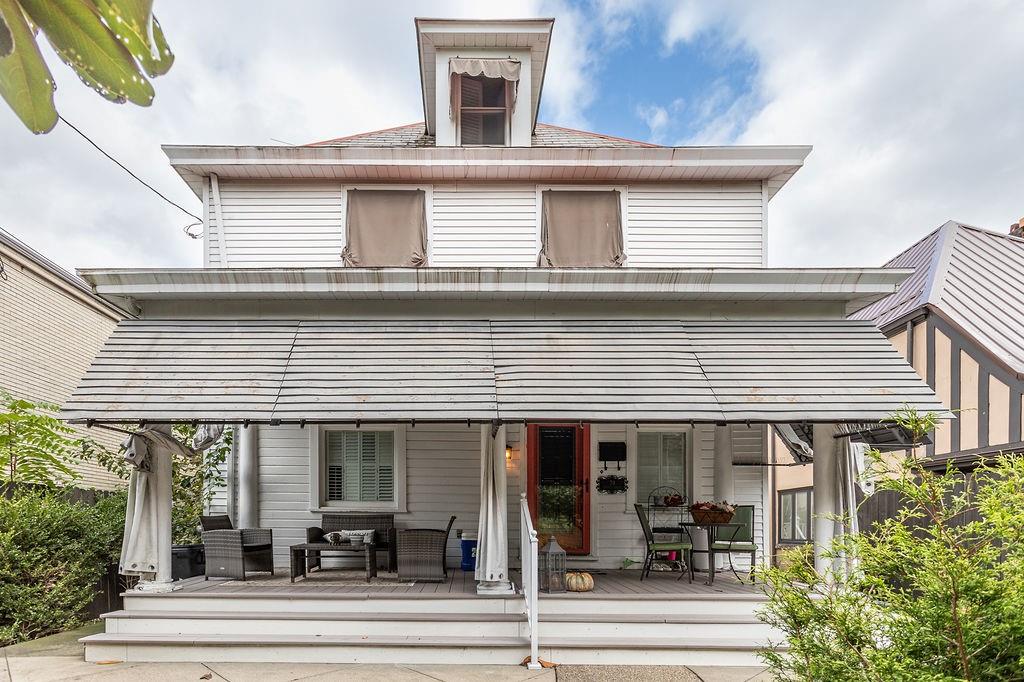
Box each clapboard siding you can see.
[253,419,763,572]
[257,422,483,567]
[207,181,345,267]
[626,183,763,267]
[431,185,538,266]
[206,180,766,268]
[577,423,765,571]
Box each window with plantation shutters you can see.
[636,432,687,505]
[325,430,395,504]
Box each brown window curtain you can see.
[342,189,427,267]
[539,190,624,267]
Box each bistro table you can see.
[654,521,743,585]
[289,541,376,583]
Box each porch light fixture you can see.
[505,445,513,463]
[538,535,567,593]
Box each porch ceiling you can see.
[62,318,947,424]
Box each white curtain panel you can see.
[120,467,157,578]
[475,424,508,583]
[118,428,194,578]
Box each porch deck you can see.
[158,569,762,599]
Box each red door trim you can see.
[526,422,591,555]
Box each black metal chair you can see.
[200,514,274,580]
[709,504,758,583]
[634,503,693,582]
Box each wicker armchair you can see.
[306,513,397,573]
[397,515,456,582]
[200,514,274,580]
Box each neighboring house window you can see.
[637,432,687,506]
[779,488,812,544]
[316,427,406,511]
[456,75,510,145]
[539,190,624,267]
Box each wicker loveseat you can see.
[305,513,397,573]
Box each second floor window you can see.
[450,58,520,147]
[342,189,427,267]
[539,190,624,267]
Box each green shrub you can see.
[0,489,126,646]
[757,449,1024,681]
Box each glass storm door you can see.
[527,423,591,555]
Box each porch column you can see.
[712,424,734,569]
[476,422,513,594]
[237,424,259,529]
[712,423,734,502]
[811,422,838,575]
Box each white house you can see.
[65,18,944,667]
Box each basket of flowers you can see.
[689,501,736,525]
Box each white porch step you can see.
[538,593,767,616]
[101,609,526,638]
[538,636,776,667]
[81,633,531,665]
[122,592,522,614]
[538,612,777,639]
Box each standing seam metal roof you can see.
[850,221,1024,376]
[63,318,944,423]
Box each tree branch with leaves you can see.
[0,0,173,133]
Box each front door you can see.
[527,423,591,555]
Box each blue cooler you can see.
[460,532,478,572]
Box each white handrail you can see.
[519,493,540,670]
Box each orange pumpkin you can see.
[566,571,594,592]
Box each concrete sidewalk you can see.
[2,625,772,682]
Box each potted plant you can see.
[689,500,735,525]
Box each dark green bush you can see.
[0,489,126,645]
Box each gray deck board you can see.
[158,569,759,599]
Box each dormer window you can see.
[450,58,520,146]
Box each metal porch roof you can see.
[62,318,946,424]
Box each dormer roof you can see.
[415,18,554,135]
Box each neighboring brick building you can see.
[0,227,128,489]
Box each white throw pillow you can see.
[341,529,375,544]
[323,531,347,544]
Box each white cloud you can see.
[0,0,553,270]
[3,1,1022,277]
[659,1,1024,267]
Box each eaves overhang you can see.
[162,145,812,198]
[77,267,913,314]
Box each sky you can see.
[1,1,1022,273]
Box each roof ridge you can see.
[305,122,426,147]
[535,122,663,148]
[922,220,961,309]
[951,220,1024,244]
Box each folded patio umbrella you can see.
[118,428,195,578]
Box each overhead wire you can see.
[57,114,203,229]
